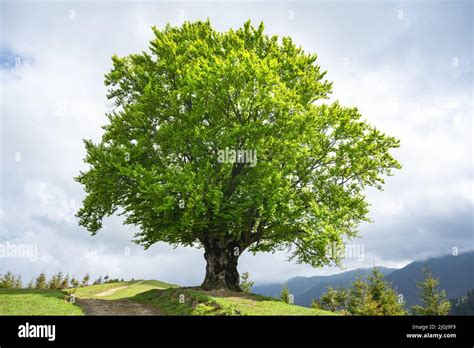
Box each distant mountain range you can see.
[252,251,474,308]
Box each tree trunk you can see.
[201,238,242,291]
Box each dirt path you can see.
[76,281,162,315]
[94,280,146,297]
[76,298,163,315]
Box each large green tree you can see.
[76,20,400,291]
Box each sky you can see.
[0,0,472,286]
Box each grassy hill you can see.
[0,280,335,316]
[0,289,84,315]
[132,287,335,315]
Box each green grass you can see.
[0,289,84,315]
[72,280,178,299]
[72,281,139,298]
[132,288,336,316]
[100,280,179,300]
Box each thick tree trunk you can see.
[201,238,242,291]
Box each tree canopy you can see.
[76,20,401,290]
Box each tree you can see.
[450,289,474,315]
[35,272,48,289]
[0,271,16,288]
[240,272,254,293]
[311,298,323,310]
[412,266,451,315]
[347,277,380,316]
[335,288,348,315]
[367,268,406,315]
[280,284,291,304]
[75,20,401,291]
[60,275,70,290]
[320,286,338,312]
[48,272,63,289]
[81,273,90,287]
[71,278,80,288]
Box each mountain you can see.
[385,251,474,307]
[253,267,396,307]
[252,251,474,308]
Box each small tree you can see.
[240,272,254,293]
[347,277,380,315]
[27,280,34,289]
[367,268,406,315]
[311,298,323,310]
[280,284,291,304]
[35,272,48,289]
[48,272,63,289]
[0,271,16,288]
[320,286,338,312]
[81,273,90,287]
[412,266,451,315]
[335,288,348,315]
[70,278,80,288]
[60,275,70,290]
[450,289,474,315]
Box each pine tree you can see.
[368,268,406,315]
[320,286,338,312]
[280,284,291,304]
[48,272,63,289]
[60,275,70,290]
[81,273,90,287]
[35,272,47,289]
[70,278,80,288]
[412,266,451,315]
[240,272,254,293]
[336,288,348,315]
[347,277,381,315]
[0,271,17,288]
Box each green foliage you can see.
[240,272,254,293]
[320,286,338,312]
[0,271,22,289]
[367,268,406,315]
[0,289,84,315]
[70,278,80,288]
[450,289,474,315]
[280,284,291,304]
[81,273,90,287]
[76,20,401,270]
[48,272,64,290]
[34,272,47,289]
[412,266,451,316]
[346,268,406,315]
[132,288,335,316]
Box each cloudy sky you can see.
[0,0,472,286]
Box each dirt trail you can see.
[76,298,162,315]
[76,281,162,315]
[95,280,146,297]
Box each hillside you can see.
[386,251,474,307]
[74,280,335,315]
[253,267,396,307]
[253,252,474,308]
[132,287,336,316]
[0,289,84,315]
